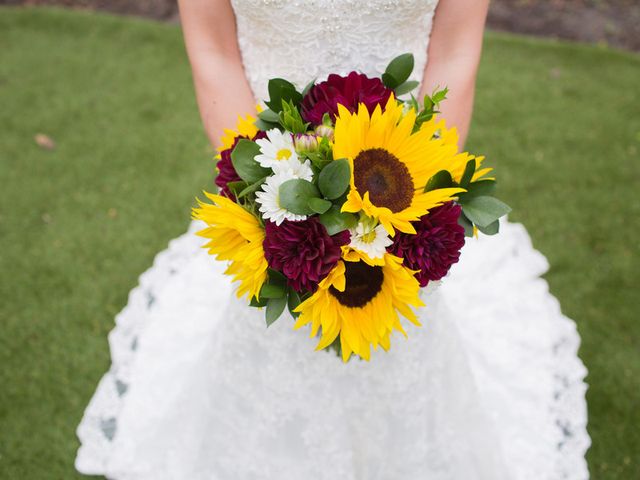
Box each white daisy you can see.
[348,220,393,260]
[255,128,300,172]
[255,168,312,225]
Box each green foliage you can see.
[279,99,308,134]
[265,78,303,112]
[424,170,453,192]
[413,86,449,132]
[382,53,414,89]
[317,158,350,199]
[1,10,639,479]
[230,139,271,182]
[318,206,358,235]
[461,196,512,228]
[278,178,321,215]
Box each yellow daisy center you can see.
[329,261,384,308]
[361,230,377,244]
[276,148,292,160]
[353,148,413,213]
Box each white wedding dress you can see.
[75,1,591,479]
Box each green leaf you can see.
[318,158,351,199]
[254,118,280,131]
[279,99,308,134]
[383,53,414,89]
[394,80,420,96]
[302,78,316,96]
[424,170,453,192]
[257,109,280,123]
[265,296,287,326]
[431,86,449,105]
[226,180,249,197]
[267,268,287,285]
[318,206,358,236]
[266,78,302,112]
[249,295,268,308]
[260,283,287,299]
[460,159,476,188]
[279,179,321,215]
[477,219,500,235]
[287,289,302,318]
[237,177,267,198]
[458,211,475,237]
[462,196,512,228]
[458,179,496,203]
[308,197,332,214]
[231,139,271,182]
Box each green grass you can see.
[0,6,638,479]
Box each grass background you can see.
[0,7,639,479]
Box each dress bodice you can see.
[230,0,440,99]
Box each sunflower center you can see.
[329,261,384,308]
[277,148,292,160]
[353,148,413,213]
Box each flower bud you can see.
[294,134,319,154]
[314,124,334,141]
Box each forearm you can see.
[190,52,256,146]
[178,0,256,147]
[419,0,489,148]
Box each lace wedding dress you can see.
[75,1,591,478]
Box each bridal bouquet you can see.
[193,54,510,361]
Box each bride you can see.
[75,0,591,478]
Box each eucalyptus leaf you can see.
[254,118,280,131]
[266,78,302,112]
[279,179,320,215]
[267,268,287,286]
[424,170,453,192]
[260,283,287,299]
[237,177,267,198]
[257,109,280,123]
[383,53,414,89]
[265,296,287,326]
[477,219,500,235]
[319,206,358,236]
[231,139,271,182]
[460,159,476,188]
[318,158,350,199]
[250,295,268,308]
[287,289,302,318]
[458,179,496,203]
[462,196,512,228]
[394,80,420,96]
[457,211,475,238]
[308,197,332,214]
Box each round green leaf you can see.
[231,139,271,183]
[265,296,287,326]
[308,197,332,214]
[318,206,358,236]
[383,53,414,88]
[462,196,512,228]
[278,179,320,215]
[424,170,453,192]
[318,158,351,200]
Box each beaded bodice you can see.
[230,0,440,99]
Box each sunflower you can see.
[334,95,466,235]
[218,112,259,153]
[293,254,424,362]
[192,192,268,300]
[422,117,493,183]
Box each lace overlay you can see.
[76,0,590,478]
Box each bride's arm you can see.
[419,0,490,148]
[178,0,257,146]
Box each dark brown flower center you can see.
[353,148,413,213]
[329,261,384,308]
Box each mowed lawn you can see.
[0,7,638,479]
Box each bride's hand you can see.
[419,0,490,149]
[178,0,258,147]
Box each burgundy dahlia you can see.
[215,131,267,199]
[300,71,393,126]
[389,202,466,287]
[263,218,350,293]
